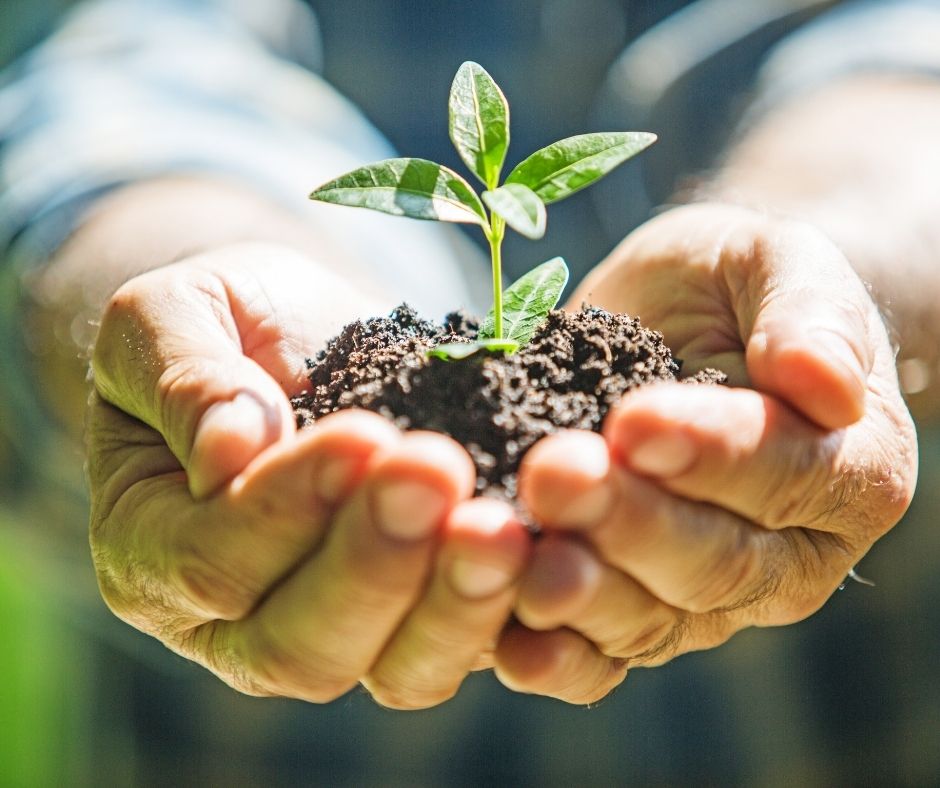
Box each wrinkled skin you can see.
[495,204,917,703]
[88,204,917,708]
[88,243,530,710]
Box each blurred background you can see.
[1,0,939,785]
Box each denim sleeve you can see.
[748,0,940,120]
[0,0,485,304]
[0,0,383,260]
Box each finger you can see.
[363,499,530,710]
[515,536,678,661]
[522,430,861,620]
[93,261,294,498]
[172,410,402,619]
[733,219,876,430]
[605,383,914,537]
[574,206,877,429]
[604,384,844,530]
[208,432,476,702]
[520,430,779,614]
[494,624,628,705]
[518,430,617,530]
[90,408,399,626]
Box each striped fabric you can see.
[0,0,487,318]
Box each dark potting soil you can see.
[292,305,725,499]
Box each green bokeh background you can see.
[0,529,82,787]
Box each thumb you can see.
[743,223,875,430]
[183,372,294,500]
[92,264,295,499]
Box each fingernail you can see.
[555,483,615,529]
[189,391,284,497]
[374,481,448,541]
[628,432,696,478]
[196,391,283,445]
[449,559,513,599]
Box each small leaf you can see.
[482,183,546,240]
[427,338,520,361]
[506,132,656,204]
[310,157,487,226]
[479,257,569,344]
[449,61,510,189]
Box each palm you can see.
[572,210,768,387]
[494,205,917,703]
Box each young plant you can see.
[309,61,655,358]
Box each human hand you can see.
[89,243,530,708]
[493,204,917,703]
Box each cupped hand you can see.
[88,243,530,709]
[494,204,918,703]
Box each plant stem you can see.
[489,215,505,338]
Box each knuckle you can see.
[629,613,743,669]
[89,494,203,636]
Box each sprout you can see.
[310,61,656,358]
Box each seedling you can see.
[310,61,656,359]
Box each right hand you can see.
[88,242,530,709]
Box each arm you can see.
[31,175,532,709]
[493,74,928,702]
[8,1,525,708]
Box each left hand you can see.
[492,203,918,704]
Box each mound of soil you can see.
[292,305,724,499]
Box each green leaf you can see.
[479,257,569,344]
[482,183,546,240]
[427,338,520,361]
[449,61,510,189]
[310,157,487,226]
[506,132,656,204]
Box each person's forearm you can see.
[704,74,940,420]
[26,177,390,436]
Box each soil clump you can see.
[292,304,724,499]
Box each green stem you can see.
[488,215,505,338]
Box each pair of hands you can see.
[87,204,916,708]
